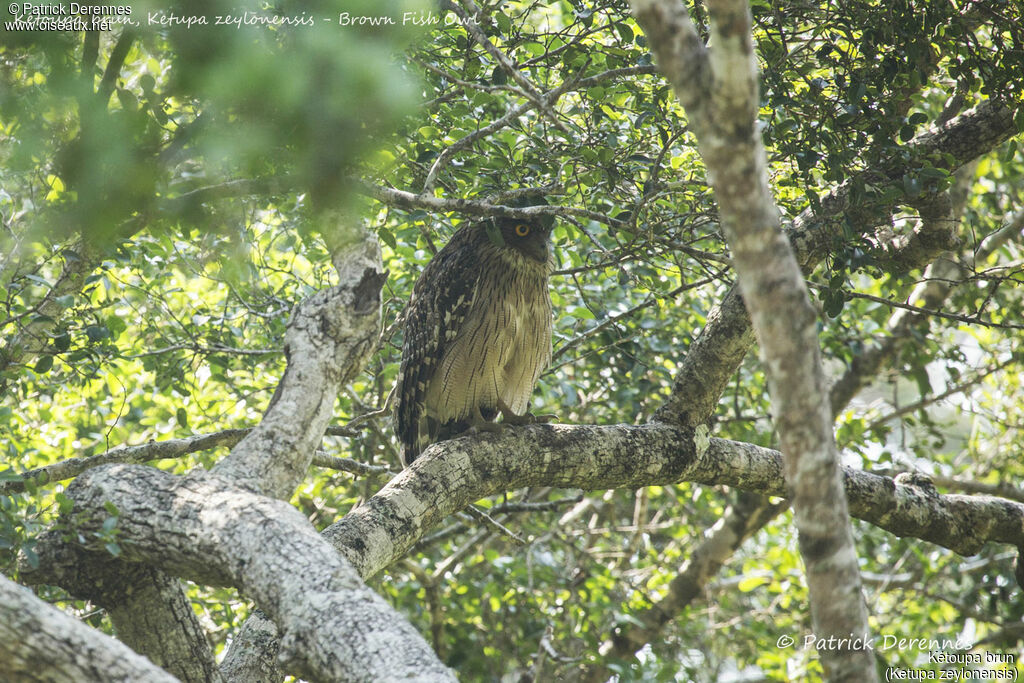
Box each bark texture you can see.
[18,232,456,682]
[26,465,454,682]
[632,0,876,678]
[0,574,179,683]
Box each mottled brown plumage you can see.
[394,213,554,466]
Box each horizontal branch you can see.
[0,429,250,495]
[830,288,1024,330]
[321,423,1024,580]
[0,420,390,497]
[358,182,623,227]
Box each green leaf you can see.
[902,174,922,197]
[55,492,73,514]
[33,356,54,374]
[521,42,545,57]
[85,325,110,343]
[484,220,505,248]
[494,12,511,35]
[21,544,39,569]
[378,227,397,250]
[53,332,71,352]
[738,575,771,592]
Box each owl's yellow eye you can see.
[514,223,531,237]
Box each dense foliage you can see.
[2,0,1023,680]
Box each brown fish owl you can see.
[394,210,555,466]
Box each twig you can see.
[0,429,249,494]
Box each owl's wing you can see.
[395,229,480,465]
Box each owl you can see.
[394,210,555,466]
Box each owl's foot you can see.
[497,399,556,425]
[464,405,503,433]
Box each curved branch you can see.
[358,182,622,227]
[0,574,178,683]
[24,465,454,682]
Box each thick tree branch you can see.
[16,526,218,682]
[225,415,1024,678]
[316,425,1024,579]
[637,0,872,677]
[211,234,384,499]
[105,568,221,683]
[23,465,455,682]
[18,232,429,681]
[0,574,179,683]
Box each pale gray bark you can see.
[324,427,1024,574]
[219,611,281,683]
[631,0,875,678]
[225,418,1024,680]
[19,518,219,682]
[26,465,453,682]
[0,574,179,683]
[20,232,456,682]
[104,567,222,683]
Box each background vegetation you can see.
[2,0,1023,680]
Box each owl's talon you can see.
[464,405,502,433]
[497,399,555,425]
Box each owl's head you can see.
[492,215,554,264]
[488,195,555,264]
